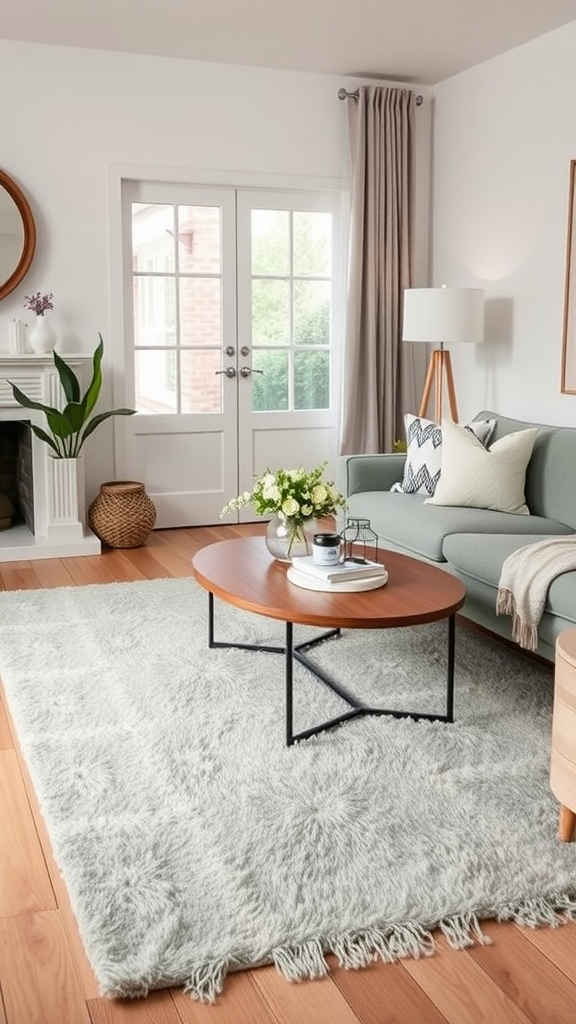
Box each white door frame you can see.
[106,164,349,524]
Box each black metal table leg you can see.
[206,592,457,745]
[286,622,294,747]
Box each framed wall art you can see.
[561,159,576,394]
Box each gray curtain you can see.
[340,86,420,455]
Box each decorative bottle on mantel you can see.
[23,290,56,354]
[8,319,28,354]
[28,316,56,354]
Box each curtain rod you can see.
[338,87,423,106]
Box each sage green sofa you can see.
[338,411,576,662]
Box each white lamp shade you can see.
[402,287,484,345]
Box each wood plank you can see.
[4,706,100,999]
[329,956,449,1024]
[141,534,195,578]
[0,750,56,916]
[171,969,282,1023]
[401,936,533,1024]
[0,694,13,750]
[97,549,150,583]
[61,555,124,587]
[0,562,41,591]
[29,557,76,589]
[87,989,184,1024]
[154,527,200,554]
[518,917,576,980]
[117,546,174,580]
[468,920,576,1023]
[0,910,91,1024]
[250,963,361,1024]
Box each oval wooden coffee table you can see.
[192,537,466,745]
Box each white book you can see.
[291,554,386,583]
[287,567,388,592]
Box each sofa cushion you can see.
[345,490,572,562]
[473,411,576,530]
[392,414,496,496]
[443,532,576,629]
[426,421,538,514]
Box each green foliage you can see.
[252,351,288,411]
[251,211,331,411]
[221,461,347,524]
[294,351,329,410]
[9,335,136,458]
[393,439,408,453]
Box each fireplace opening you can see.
[0,421,35,534]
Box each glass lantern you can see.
[340,517,379,563]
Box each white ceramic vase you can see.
[28,315,56,354]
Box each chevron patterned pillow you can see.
[392,414,496,496]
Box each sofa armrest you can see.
[338,453,406,498]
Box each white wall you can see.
[432,21,576,426]
[0,40,430,500]
[0,41,353,500]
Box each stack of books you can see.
[288,555,388,592]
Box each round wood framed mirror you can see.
[0,169,36,302]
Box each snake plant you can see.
[9,334,136,458]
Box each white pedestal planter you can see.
[46,457,86,542]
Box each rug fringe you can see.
[101,899,576,1002]
[329,930,379,969]
[371,921,436,962]
[274,921,439,984]
[439,912,492,950]
[272,939,329,982]
[499,893,576,929]
[184,958,229,1003]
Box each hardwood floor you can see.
[0,524,575,1024]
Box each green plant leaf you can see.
[45,409,76,439]
[8,382,61,417]
[28,424,61,455]
[79,407,136,444]
[81,335,104,421]
[61,401,90,434]
[54,351,81,404]
[9,335,136,459]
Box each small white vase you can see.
[28,315,56,354]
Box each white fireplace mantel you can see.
[0,354,101,562]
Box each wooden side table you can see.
[550,629,576,842]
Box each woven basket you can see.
[88,481,156,549]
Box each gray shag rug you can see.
[0,577,575,1002]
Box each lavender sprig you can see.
[23,292,54,317]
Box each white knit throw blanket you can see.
[496,537,576,651]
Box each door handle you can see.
[240,366,264,378]
[215,366,236,378]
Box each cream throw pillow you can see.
[425,420,538,515]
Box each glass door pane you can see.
[131,202,223,413]
[250,208,332,413]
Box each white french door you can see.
[117,180,345,527]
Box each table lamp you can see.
[402,286,484,423]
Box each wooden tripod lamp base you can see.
[418,348,459,424]
[403,286,485,426]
